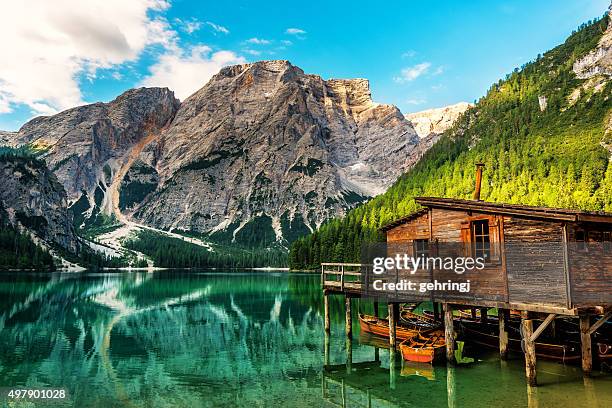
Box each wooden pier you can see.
[321,192,612,387]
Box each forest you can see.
[290,15,612,270]
[125,230,288,269]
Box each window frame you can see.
[471,219,492,263]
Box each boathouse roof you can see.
[380,197,612,231]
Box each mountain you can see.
[0,148,80,255]
[1,61,437,262]
[130,60,422,246]
[8,88,180,228]
[405,102,472,138]
[290,11,612,269]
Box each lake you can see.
[0,271,610,407]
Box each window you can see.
[414,239,429,257]
[472,220,491,261]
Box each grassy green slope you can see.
[290,15,612,270]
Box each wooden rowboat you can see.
[399,310,441,330]
[359,313,423,341]
[459,322,580,362]
[399,330,446,364]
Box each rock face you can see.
[573,4,612,79]
[405,102,471,138]
[0,155,80,253]
[132,60,421,243]
[8,88,180,214]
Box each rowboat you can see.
[459,321,581,362]
[399,310,441,330]
[399,330,446,363]
[359,313,423,341]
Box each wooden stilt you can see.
[345,336,352,374]
[579,315,592,377]
[444,303,456,364]
[345,295,352,338]
[447,364,456,408]
[388,303,397,347]
[499,309,509,360]
[471,307,477,319]
[389,347,397,390]
[521,316,537,387]
[374,346,380,362]
[324,292,330,334]
[479,307,488,324]
[324,331,330,366]
[433,302,440,321]
[373,301,379,318]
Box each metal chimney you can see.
[473,163,485,201]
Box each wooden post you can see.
[479,307,488,324]
[447,364,456,408]
[345,295,352,338]
[521,315,537,387]
[471,307,477,319]
[499,309,509,360]
[373,301,379,318]
[324,330,330,366]
[388,303,397,347]
[345,336,352,374]
[324,292,330,334]
[444,303,456,364]
[579,315,592,377]
[374,346,380,362]
[389,347,397,390]
[433,302,440,321]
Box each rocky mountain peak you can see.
[405,102,472,138]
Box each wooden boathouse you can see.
[322,165,612,386]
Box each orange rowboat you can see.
[359,314,422,341]
[399,330,446,364]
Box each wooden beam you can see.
[580,315,592,377]
[324,293,330,334]
[588,311,612,335]
[444,303,456,364]
[521,317,537,386]
[388,303,397,347]
[499,309,509,360]
[529,313,556,342]
[373,301,379,318]
[562,224,573,309]
[345,295,352,338]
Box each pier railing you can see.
[321,263,367,293]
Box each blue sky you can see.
[0,0,609,131]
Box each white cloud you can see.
[394,62,431,83]
[401,50,416,58]
[0,0,175,115]
[184,21,202,34]
[281,40,293,46]
[140,45,245,100]
[406,98,426,105]
[206,21,229,34]
[244,49,262,56]
[246,37,271,45]
[285,28,306,35]
[433,66,445,75]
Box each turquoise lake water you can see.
[0,271,610,407]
